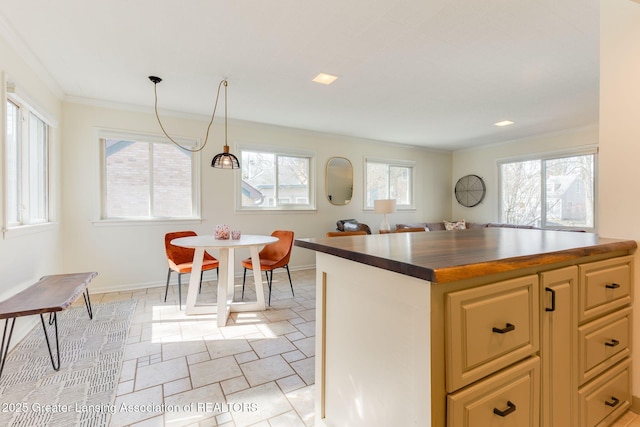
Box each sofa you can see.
[395,220,537,232]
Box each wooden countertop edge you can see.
[432,240,636,283]
[294,238,637,284]
[295,239,435,281]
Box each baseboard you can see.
[91,265,316,294]
[632,395,640,413]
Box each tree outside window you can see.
[365,159,413,209]
[499,152,596,230]
[240,149,313,209]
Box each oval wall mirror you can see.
[326,157,353,205]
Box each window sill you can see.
[236,208,317,214]
[92,218,204,227]
[3,222,58,239]
[363,207,416,212]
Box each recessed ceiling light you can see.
[494,120,515,127]
[312,73,339,85]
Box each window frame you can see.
[97,130,201,222]
[363,157,416,210]
[497,147,598,232]
[237,145,316,212]
[3,85,55,236]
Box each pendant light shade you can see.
[211,145,240,169]
[148,76,240,169]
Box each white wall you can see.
[451,126,598,222]
[0,28,64,342]
[61,102,452,292]
[599,0,640,403]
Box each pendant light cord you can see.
[152,79,227,153]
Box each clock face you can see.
[454,175,486,207]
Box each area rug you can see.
[0,299,136,427]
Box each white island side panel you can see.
[315,252,431,427]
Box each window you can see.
[499,150,596,230]
[5,97,50,228]
[365,158,414,209]
[240,148,314,210]
[100,133,198,219]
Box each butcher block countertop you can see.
[295,228,637,283]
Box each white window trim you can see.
[95,129,202,223]
[236,143,317,212]
[497,146,598,232]
[363,156,416,211]
[3,75,57,239]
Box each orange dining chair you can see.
[164,231,219,310]
[241,230,294,306]
[326,230,368,237]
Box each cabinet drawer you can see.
[578,358,631,427]
[445,275,539,392]
[447,357,540,427]
[579,256,633,323]
[578,307,631,385]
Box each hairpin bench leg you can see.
[0,318,17,379]
[40,312,60,371]
[83,289,93,320]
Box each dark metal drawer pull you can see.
[605,396,620,407]
[492,323,515,334]
[605,339,620,347]
[493,401,516,417]
[605,283,621,289]
[545,287,556,312]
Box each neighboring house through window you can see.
[100,132,198,220]
[239,147,315,210]
[364,158,415,209]
[499,149,597,231]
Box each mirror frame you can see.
[325,157,354,206]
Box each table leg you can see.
[250,245,266,310]
[184,244,266,325]
[0,318,16,379]
[184,247,205,314]
[216,248,232,327]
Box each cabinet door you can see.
[540,266,578,427]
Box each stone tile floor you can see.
[86,267,639,427]
[90,268,317,427]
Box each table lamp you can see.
[374,199,396,232]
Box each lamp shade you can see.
[374,199,396,214]
[211,145,240,169]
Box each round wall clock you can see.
[454,174,486,207]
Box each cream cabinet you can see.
[432,254,634,427]
[445,275,539,392]
[540,266,578,427]
[576,256,634,427]
[448,357,540,427]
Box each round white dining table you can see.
[171,234,278,326]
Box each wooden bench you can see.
[0,272,98,379]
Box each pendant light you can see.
[148,76,240,169]
[210,80,240,169]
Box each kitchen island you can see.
[295,228,637,427]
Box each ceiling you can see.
[0,0,599,150]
